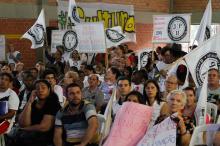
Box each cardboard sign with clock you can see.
[51,22,106,54]
[152,14,191,43]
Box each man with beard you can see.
[54,83,98,146]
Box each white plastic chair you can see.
[206,102,218,123]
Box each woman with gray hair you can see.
[155,90,194,146]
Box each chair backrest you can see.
[206,102,218,123]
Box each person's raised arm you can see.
[18,90,36,127]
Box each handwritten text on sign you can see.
[137,116,176,146]
[104,102,153,146]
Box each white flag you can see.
[194,0,212,45]
[67,0,80,28]
[21,9,46,49]
[185,34,220,87]
[195,74,208,126]
[99,88,116,145]
[105,26,126,48]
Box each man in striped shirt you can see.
[54,83,98,146]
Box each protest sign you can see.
[103,102,152,146]
[57,1,136,43]
[51,22,106,54]
[137,116,176,146]
[75,22,106,53]
[152,14,191,43]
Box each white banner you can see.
[138,48,152,70]
[137,116,176,146]
[152,14,191,43]
[57,1,136,43]
[184,34,220,87]
[51,22,106,54]
[0,35,5,61]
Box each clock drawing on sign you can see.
[168,16,187,41]
[62,30,78,52]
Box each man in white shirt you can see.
[0,72,19,122]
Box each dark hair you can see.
[143,79,163,105]
[123,66,133,78]
[65,83,81,96]
[208,68,219,74]
[117,76,131,86]
[85,65,95,73]
[183,87,196,96]
[22,70,36,80]
[41,69,56,79]
[161,46,171,56]
[110,67,121,80]
[34,79,60,108]
[125,91,145,104]
[34,79,52,93]
[0,72,13,82]
[29,67,38,73]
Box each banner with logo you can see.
[152,14,191,43]
[51,22,106,54]
[184,34,220,87]
[57,1,136,43]
[0,35,5,61]
[21,9,46,49]
[138,48,153,70]
[137,116,177,146]
[103,102,152,146]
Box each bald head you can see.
[165,75,178,93]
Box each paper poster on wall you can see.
[57,1,136,43]
[152,14,191,43]
[0,35,5,61]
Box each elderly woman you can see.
[155,90,193,146]
[14,80,61,146]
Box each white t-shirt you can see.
[7,51,20,64]
[0,88,19,110]
[68,59,81,70]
